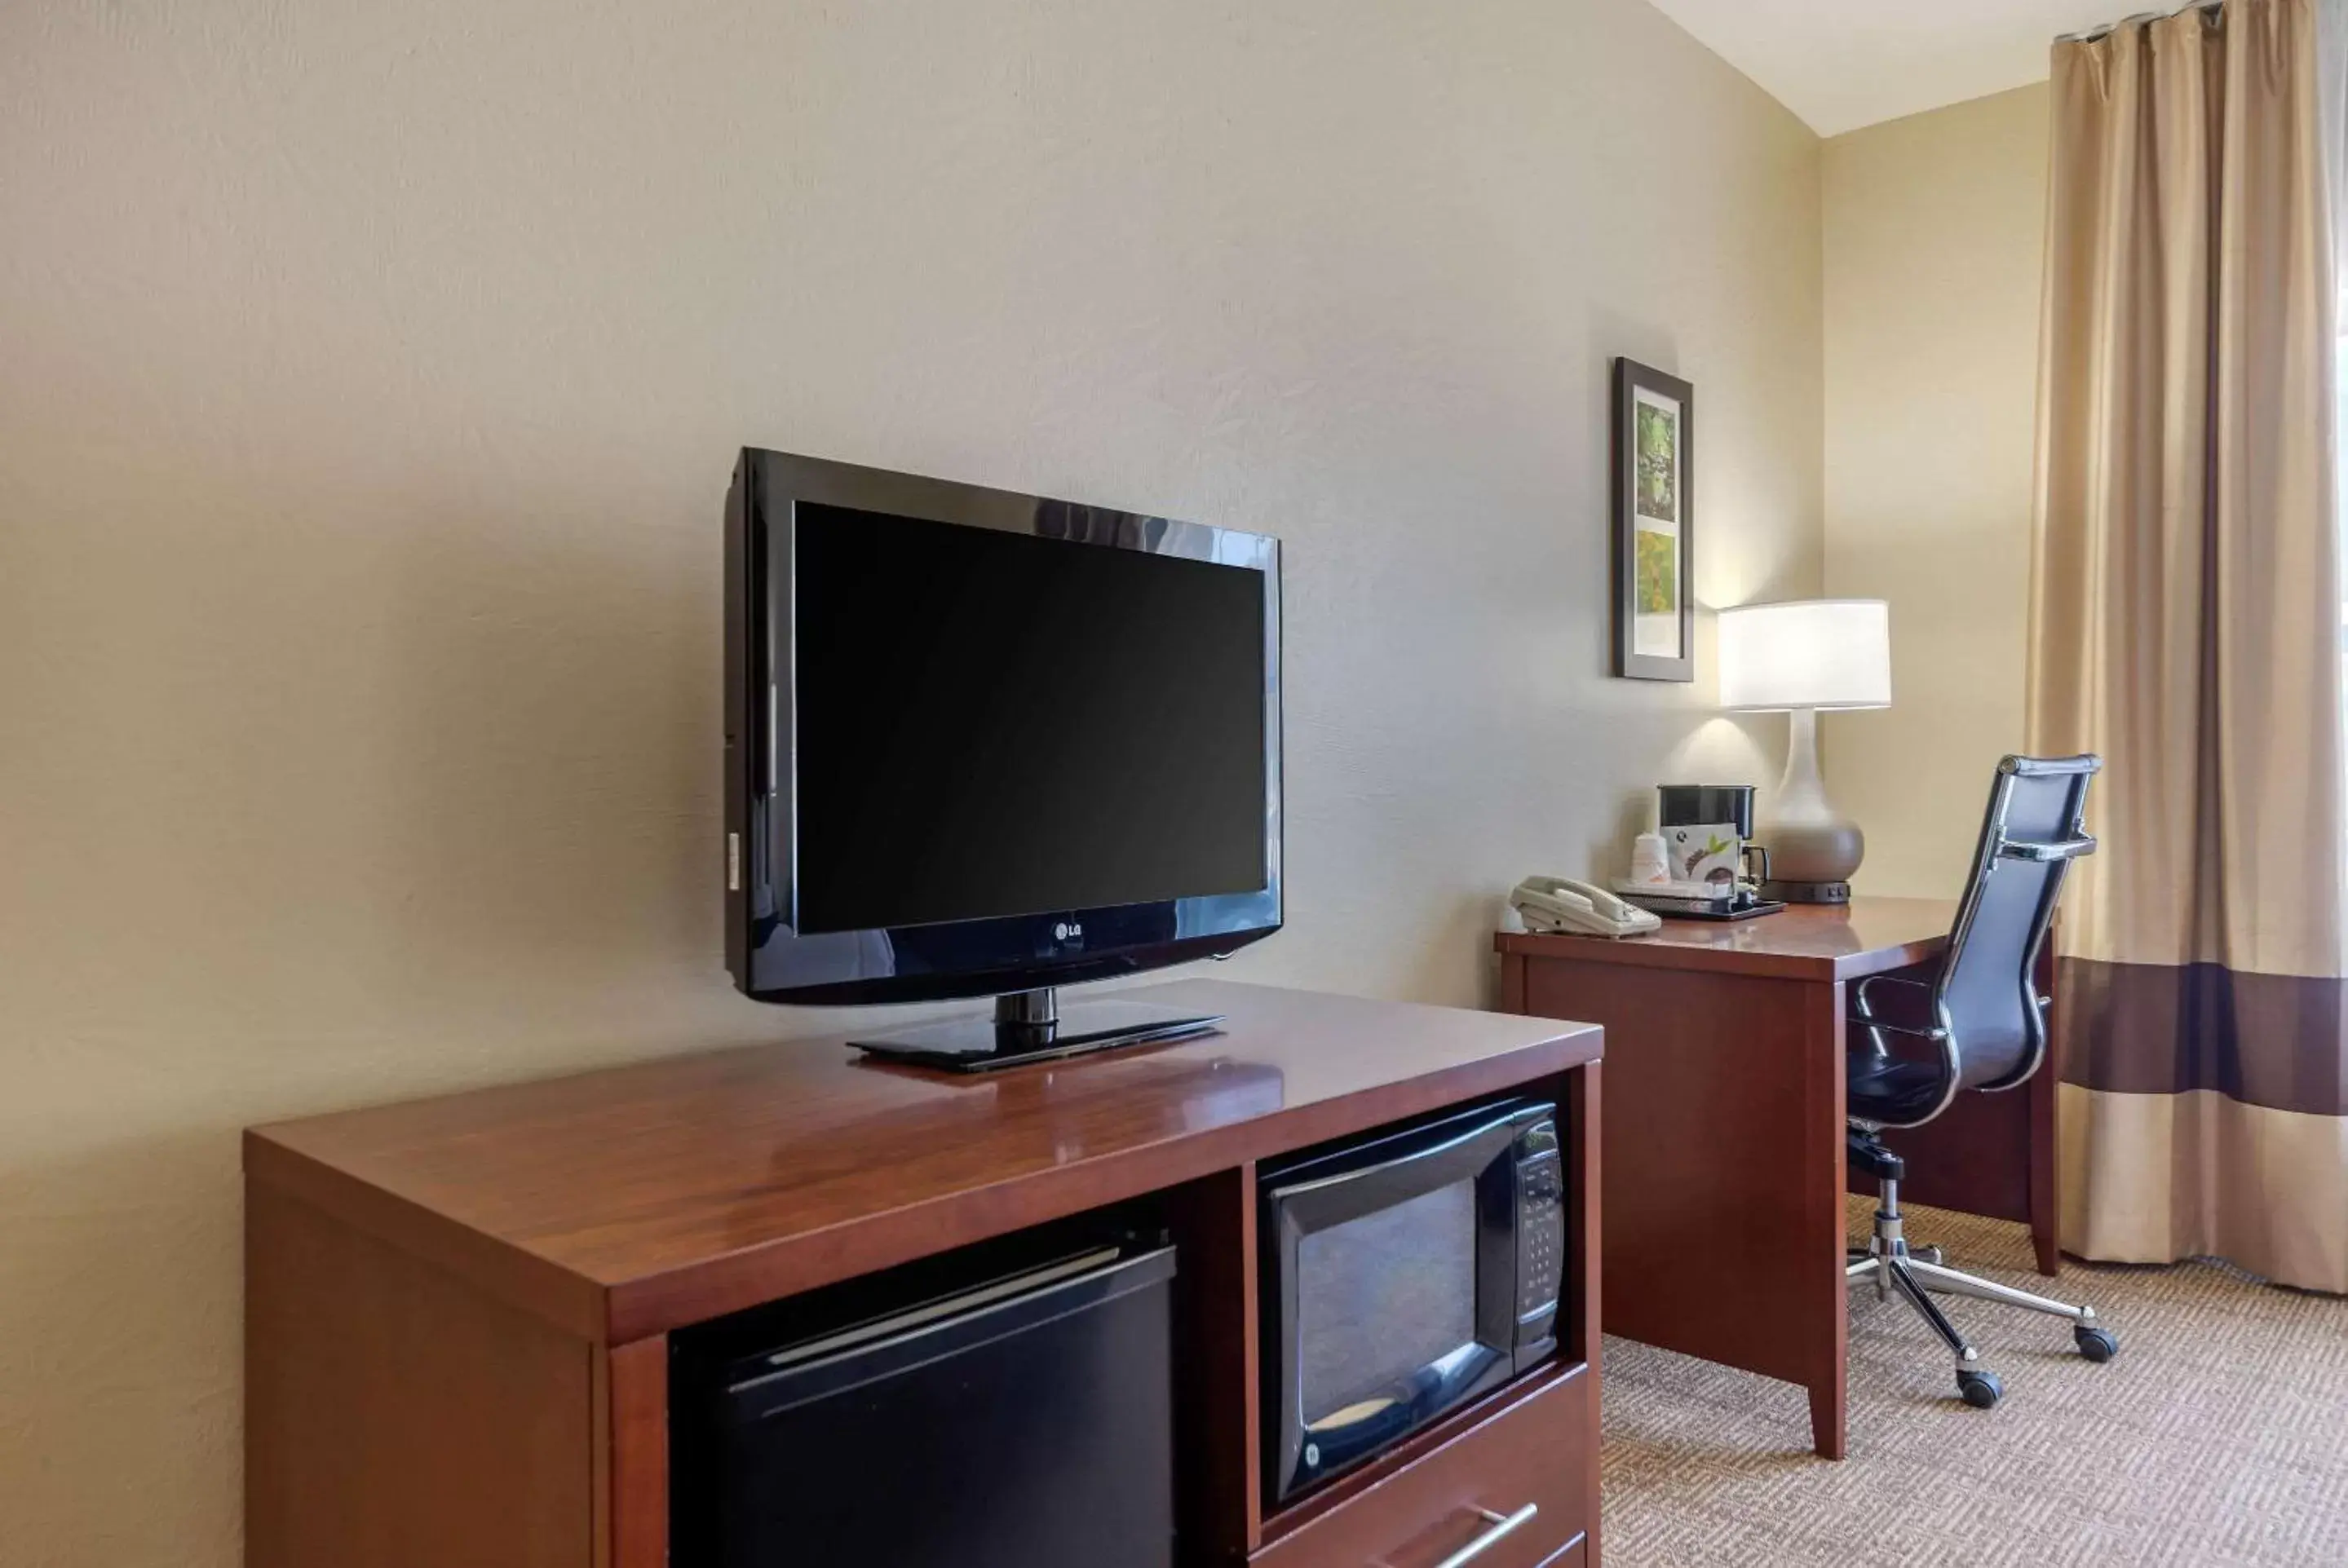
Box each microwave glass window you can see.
[1295,1179,1477,1420]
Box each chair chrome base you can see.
[1846,1176,2116,1408]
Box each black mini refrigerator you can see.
[670,1235,1178,1568]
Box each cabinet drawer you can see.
[1251,1363,1590,1568]
[1537,1536,1587,1568]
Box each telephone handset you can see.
[1510,876,1662,939]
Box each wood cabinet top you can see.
[245,978,1600,1344]
[1495,896,1957,982]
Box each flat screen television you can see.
[724,448,1283,1069]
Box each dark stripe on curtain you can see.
[2059,956,2348,1115]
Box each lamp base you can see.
[1754,708,1866,893]
[1762,878,1851,906]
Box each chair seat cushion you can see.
[1846,1052,1950,1124]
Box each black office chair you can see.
[1844,754,2115,1410]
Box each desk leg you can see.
[1521,960,1849,1461]
[2028,1066,2060,1276]
[2030,944,2062,1276]
[1802,980,1848,1461]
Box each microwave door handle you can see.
[1267,1116,1518,1202]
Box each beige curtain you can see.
[2032,0,2348,1293]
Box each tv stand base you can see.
[849,990,1223,1072]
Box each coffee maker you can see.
[1623,784,1783,920]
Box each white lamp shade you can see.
[1718,598,1891,711]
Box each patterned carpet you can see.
[1601,1199,2348,1566]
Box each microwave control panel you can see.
[1515,1126,1566,1329]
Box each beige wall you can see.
[0,1,1819,1558]
[1821,83,2050,898]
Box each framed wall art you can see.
[1612,358,1694,682]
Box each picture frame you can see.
[1612,357,1695,682]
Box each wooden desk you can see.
[1493,899,2058,1460]
[246,979,1605,1568]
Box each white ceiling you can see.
[1646,0,2134,137]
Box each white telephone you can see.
[1510,876,1661,939]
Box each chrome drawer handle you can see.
[1429,1503,1538,1568]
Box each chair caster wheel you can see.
[1957,1368,2004,1409]
[1917,1246,1943,1265]
[2075,1324,2119,1362]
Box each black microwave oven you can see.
[1258,1097,1564,1504]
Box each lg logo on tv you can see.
[1054,921,1084,943]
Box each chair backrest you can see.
[1930,754,2102,1096]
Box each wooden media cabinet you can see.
[245,979,1603,1567]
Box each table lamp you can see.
[1717,598,1891,903]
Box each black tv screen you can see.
[793,502,1267,934]
[725,450,1283,1006]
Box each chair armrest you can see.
[1852,972,1931,1019]
[1850,974,1948,1059]
[1855,974,1931,996]
[1852,1018,1948,1042]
